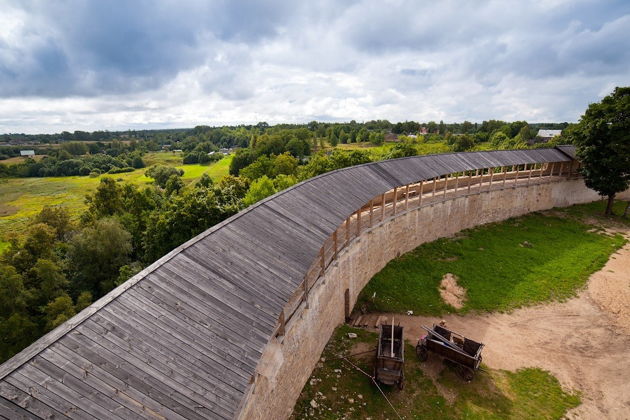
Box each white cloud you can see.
[0,0,629,133]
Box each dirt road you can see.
[361,235,630,419]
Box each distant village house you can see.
[20,150,35,157]
[532,129,562,144]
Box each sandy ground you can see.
[361,232,630,419]
[439,273,466,309]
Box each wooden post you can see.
[405,184,410,210]
[467,172,472,193]
[303,277,309,308]
[392,187,398,215]
[488,167,494,191]
[502,166,507,187]
[432,177,437,197]
[356,209,361,236]
[333,230,338,260]
[549,162,556,178]
[369,199,374,227]
[345,216,350,244]
[419,181,424,206]
[278,311,285,336]
[455,173,459,191]
[540,163,545,179]
[319,247,325,275]
[380,193,385,222]
[443,175,448,197]
[527,164,533,185]
[514,165,520,187]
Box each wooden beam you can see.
[404,184,410,210]
[381,193,386,222]
[455,173,459,191]
[356,209,361,236]
[488,167,494,191]
[333,230,338,259]
[319,247,325,276]
[369,199,374,227]
[514,165,520,187]
[392,187,398,215]
[345,216,350,244]
[418,181,424,206]
[432,177,437,197]
[443,175,448,197]
[303,278,309,309]
[467,172,472,193]
[278,311,285,336]
[527,164,533,185]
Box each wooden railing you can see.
[275,160,579,336]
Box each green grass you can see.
[292,325,580,419]
[0,155,232,241]
[358,206,626,315]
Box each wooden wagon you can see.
[374,322,405,389]
[415,324,484,381]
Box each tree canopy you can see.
[569,87,630,214]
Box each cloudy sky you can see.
[1,0,629,133]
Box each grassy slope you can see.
[358,203,627,315]
[0,153,232,241]
[292,325,580,420]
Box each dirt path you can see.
[361,234,630,419]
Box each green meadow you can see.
[0,153,232,241]
[358,203,627,315]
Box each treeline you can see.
[1,141,147,177]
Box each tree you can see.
[165,174,184,195]
[145,165,184,188]
[27,259,69,306]
[196,173,213,188]
[243,176,276,207]
[240,155,274,180]
[67,218,132,295]
[143,188,237,261]
[35,206,72,240]
[569,87,630,215]
[452,134,475,152]
[84,177,123,218]
[43,295,76,331]
[272,153,298,177]
[329,131,339,147]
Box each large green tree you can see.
[569,87,630,215]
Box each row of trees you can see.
[3,151,145,177]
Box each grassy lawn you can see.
[0,155,232,241]
[292,325,580,419]
[358,203,627,315]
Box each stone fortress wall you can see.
[238,177,629,419]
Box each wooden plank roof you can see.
[0,147,575,419]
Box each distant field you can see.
[330,141,451,158]
[0,153,232,241]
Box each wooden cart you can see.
[415,324,484,381]
[374,322,405,389]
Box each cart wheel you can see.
[397,379,404,390]
[416,344,428,362]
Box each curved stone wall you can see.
[238,178,613,419]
